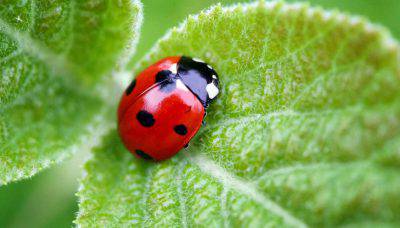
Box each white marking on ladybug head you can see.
[169,63,177,74]
[176,79,189,91]
[206,82,219,99]
[212,75,217,79]
[207,64,213,70]
[192,57,205,63]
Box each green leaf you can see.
[77,1,400,226]
[0,0,142,185]
[0,149,83,227]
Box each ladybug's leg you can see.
[202,112,207,126]
[184,143,189,149]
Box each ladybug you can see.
[118,56,220,161]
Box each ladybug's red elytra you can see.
[118,56,220,161]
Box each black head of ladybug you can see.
[177,56,220,108]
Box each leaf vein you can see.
[0,17,70,76]
[176,161,188,228]
[188,153,308,228]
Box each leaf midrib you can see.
[185,153,308,227]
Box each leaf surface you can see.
[77,1,400,226]
[0,0,142,184]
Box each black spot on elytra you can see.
[155,70,171,83]
[136,110,155,127]
[156,70,176,93]
[135,150,153,160]
[125,79,136,95]
[174,124,188,135]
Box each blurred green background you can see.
[1,0,399,227]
